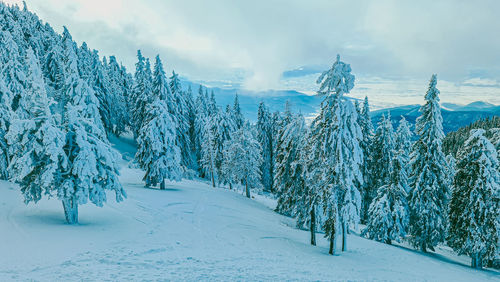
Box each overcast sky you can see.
[5,0,500,104]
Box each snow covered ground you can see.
[0,136,498,281]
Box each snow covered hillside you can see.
[0,136,498,281]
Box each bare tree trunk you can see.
[160,178,165,190]
[310,207,316,246]
[245,178,250,198]
[329,234,336,255]
[229,182,233,190]
[472,254,483,269]
[342,221,347,252]
[421,243,427,253]
[211,166,215,188]
[62,198,78,224]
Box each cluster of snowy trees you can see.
[270,58,499,267]
[0,3,126,224]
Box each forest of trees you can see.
[0,2,498,269]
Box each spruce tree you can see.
[309,55,363,254]
[360,97,375,222]
[364,154,409,245]
[395,116,413,191]
[222,123,262,198]
[275,113,307,215]
[448,129,500,269]
[257,101,274,192]
[59,29,125,224]
[6,48,66,205]
[136,55,182,188]
[231,94,244,130]
[408,74,448,252]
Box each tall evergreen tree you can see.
[6,48,66,208]
[275,113,307,215]
[359,96,375,222]
[408,74,448,252]
[448,129,500,269]
[395,116,412,191]
[309,55,363,254]
[257,101,274,192]
[58,28,125,224]
[231,93,244,130]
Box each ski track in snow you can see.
[0,138,499,281]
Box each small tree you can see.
[222,124,262,198]
[448,129,500,269]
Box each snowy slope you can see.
[0,137,499,281]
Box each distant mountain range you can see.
[181,78,499,134]
[372,101,500,134]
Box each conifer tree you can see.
[275,113,307,215]
[59,29,125,224]
[359,96,375,222]
[364,154,409,245]
[222,124,262,198]
[309,55,363,254]
[447,129,500,269]
[0,75,11,180]
[408,74,448,252]
[231,94,244,130]
[136,55,182,188]
[6,48,66,206]
[395,116,413,191]
[257,101,274,192]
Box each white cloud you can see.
[5,0,500,94]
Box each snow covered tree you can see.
[135,99,182,189]
[408,74,449,252]
[200,107,233,187]
[131,51,152,138]
[106,55,128,136]
[395,116,412,191]
[275,113,307,215]
[447,129,500,269]
[59,29,125,224]
[363,154,409,245]
[359,97,375,222]
[0,75,12,180]
[194,85,209,176]
[309,55,363,253]
[6,48,66,206]
[0,30,25,111]
[222,124,262,198]
[170,70,194,170]
[370,113,396,193]
[136,55,182,188]
[231,94,244,130]
[257,101,274,192]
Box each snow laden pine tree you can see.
[257,101,274,192]
[367,113,396,216]
[363,154,409,245]
[135,55,182,189]
[6,48,66,205]
[275,112,307,215]
[395,116,413,192]
[0,74,12,180]
[222,124,262,198]
[447,129,500,269]
[59,28,125,224]
[309,55,363,254]
[408,74,448,252]
[359,96,374,223]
